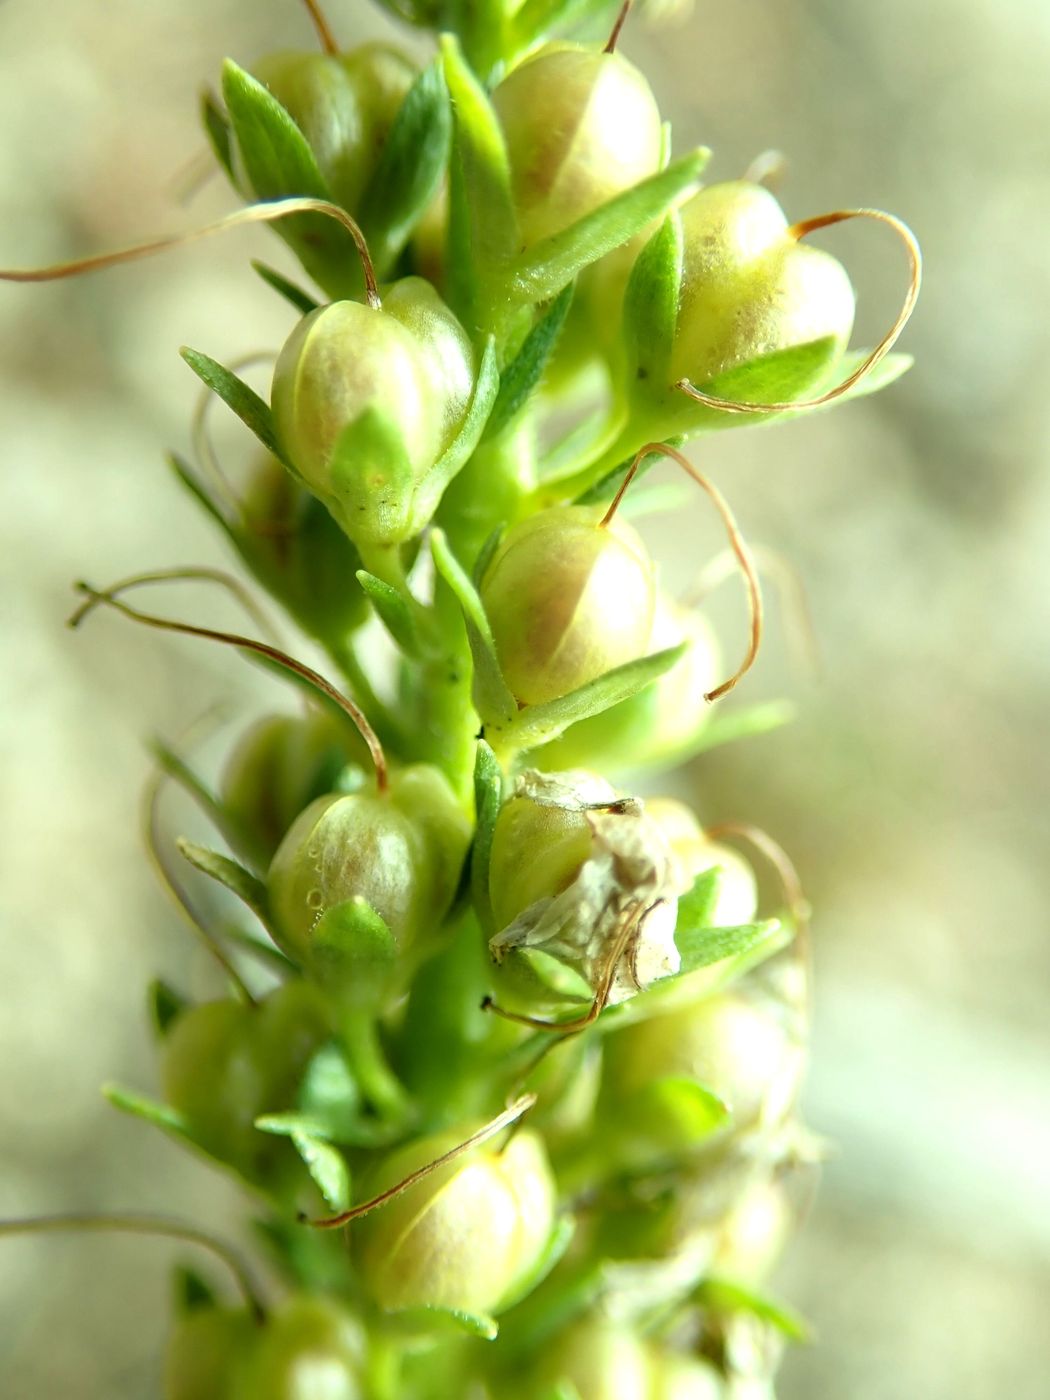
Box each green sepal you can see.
[359,61,452,276]
[493,644,686,753]
[471,740,503,935]
[620,1076,731,1158]
[774,348,914,419]
[508,149,710,305]
[473,526,504,588]
[395,1305,499,1341]
[356,569,423,657]
[149,729,264,870]
[683,698,797,758]
[326,406,416,546]
[674,866,724,932]
[259,1042,399,1149]
[179,348,289,469]
[250,260,319,316]
[289,1130,351,1212]
[103,1083,197,1147]
[624,212,683,389]
[497,1214,576,1313]
[173,1265,218,1314]
[308,898,398,1010]
[431,527,517,728]
[673,919,784,976]
[200,88,236,184]
[220,59,358,299]
[148,978,188,1039]
[695,1276,812,1343]
[176,838,272,927]
[484,284,574,442]
[440,35,519,267]
[411,336,499,527]
[517,949,593,1003]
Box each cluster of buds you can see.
[1,0,919,1394]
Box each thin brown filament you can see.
[301,0,340,55]
[78,566,282,645]
[191,352,278,518]
[482,901,650,1036]
[676,208,921,416]
[144,761,256,1004]
[168,147,219,206]
[704,819,812,992]
[602,444,763,701]
[0,197,381,310]
[303,1094,537,1229]
[68,580,389,792]
[685,544,820,680]
[604,0,633,52]
[0,1212,266,1320]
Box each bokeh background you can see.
[1,0,1048,1395]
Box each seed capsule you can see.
[480,506,656,707]
[247,43,415,214]
[644,799,759,926]
[221,709,359,865]
[357,1128,555,1316]
[535,596,721,772]
[271,279,475,545]
[161,981,330,1183]
[669,181,855,394]
[233,1296,366,1400]
[537,1318,653,1400]
[492,44,663,248]
[267,764,471,967]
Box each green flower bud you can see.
[235,451,369,644]
[267,764,471,967]
[653,1353,724,1400]
[233,1296,365,1400]
[161,981,330,1182]
[644,800,759,926]
[602,994,801,1159]
[480,507,656,707]
[670,182,855,389]
[247,43,415,213]
[357,1128,555,1316]
[536,1317,653,1400]
[271,279,475,545]
[711,1179,791,1287]
[221,709,361,865]
[492,44,663,248]
[487,771,691,1012]
[535,597,721,773]
[164,1307,256,1400]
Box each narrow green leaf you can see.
[412,337,500,526]
[502,644,686,751]
[397,1305,499,1341]
[200,87,235,184]
[624,212,683,387]
[148,979,187,1039]
[291,1131,351,1212]
[484,284,574,441]
[103,1083,195,1143]
[430,527,517,728]
[176,838,271,926]
[509,149,710,304]
[572,436,684,506]
[309,899,398,1010]
[359,61,452,274]
[674,919,784,975]
[179,348,286,466]
[472,526,504,588]
[674,867,724,933]
[693,336,841,421]
[775,348,914,419]
[220,59,364,297]
[166,452,230,533]
[440,35,518,266]
[698,1276,813,1343]
[471,740,503,934]
[250,260,319,315]
[355,570,422,657]
[148,733,263,868]
[691,699,797,754]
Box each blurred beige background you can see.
[1,0,1048,1395]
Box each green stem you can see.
[342,1013,412,1125]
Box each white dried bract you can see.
[489,770,692,1004]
